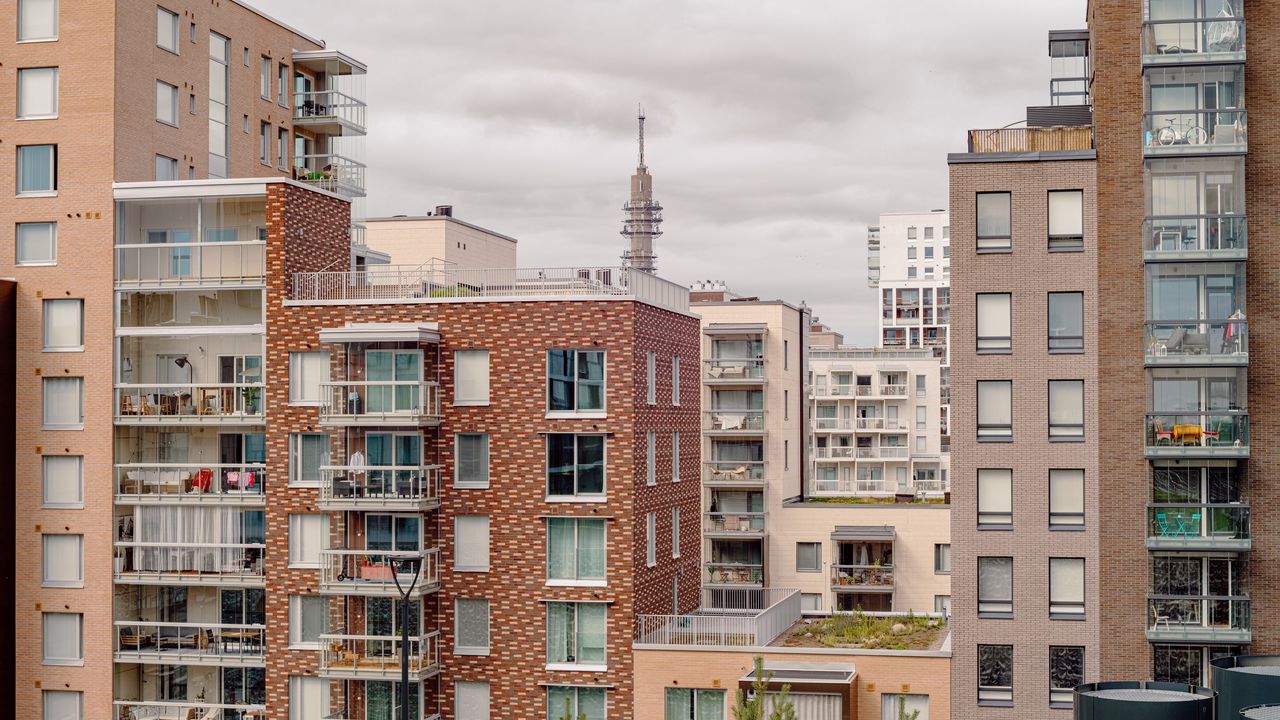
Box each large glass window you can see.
[18,67,58,119]
[455,599,490,655]
[42,455,82,508]
[978,644,1014,705]
[19,0,58,41]
[547,602,606,667]
[42,377,82,429]
[18,144,56,194]
[977,192,1012,250]
[42,612,81,665]
[547,349,605,412]
[548,687,606,720]
[1049,380,1085,439]
[976,294,1011,352]
[547,517,605,583]
[16,222,56,265]
[42,534,82,587]
[455,433,490,487]
[978,469,1012,526]
[665,688,724,720]
[977,381,1012,439]
[546,434,605,498]
[978,557,1013,615]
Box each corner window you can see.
[1049,190,1084,251]
[1048,292,1084,351]
[978,557,1013,616]
[976,380,1012,439]
[547,349,604,413]
[156,7,178,52]
[288,351,330,404]
[664,688,724,719]
[42,298,82,351]
[42,612,82,665]
[1049,469,1085,528]
[42,455,82,508]
[1049,558,1085,618]
[934,543,951,574]
[455,433,490,488]
[976,293,1012,352]
[42,534,82,587]
[546,434,605,499]
[549,687,607,720]
[978,469,1013,527]
[16,222,56,265]
[977,192,1012,251]
[1049,380,1085,439]
[454,350,490,405]
[455,598,490,655]
[455,516,491,572]
[1050,646,1085,707]
[18,144,56,194]
[796,542,821,573]
[155,80,179,126]
[978,644,1014,705]
[547,517,605,583]
[42,376,83,429]
[19,0,58,42]
[546,602,606,668]
[18,67,58,118]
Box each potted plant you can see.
[707,563,719,584]
[241,386,262,414]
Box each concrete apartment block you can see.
[362,213,519,271]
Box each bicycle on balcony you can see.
[1156,116,1208,147]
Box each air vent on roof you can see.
[435,205,453,217]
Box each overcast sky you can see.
[258,0,1084,344]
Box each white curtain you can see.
[768,693,841,720]
[1049,381,1085,433]
[1050,558,1085,610]
[977,469,1012,518]
[454,350,490,404]
[18,67,57,117]
[1050,470,1085,520]
[1049,190,1084,236]
[455,516,490,571]
[134,506,248,572]
[977,381,1012,429]
[290,352,330,403]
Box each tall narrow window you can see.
[454,350,490,405]
[671,356,681,405]
[260,56,272,98]
[647,351,657,404]
[288,514,326,568]
[547,349,604,412]
[208,33,230,177]
[16,222,56,265]
[546,602,606,668]
[976,294,1012,352]
[42,377,82,429]
[156,7,178,51]
[978,557,1013,616]
[259,121,270,164]
[277,63,289,106]
[156,80,179,126]
[1049,469,1086,528]
[18,67,58,119]
[1049,558,1086,617]
[1050,647,1085,707]
[277,127,288,169]
[978,644,1014,705]
[546,518,605,583]
[646,431,656,486]
[671,507,680,558]
[1049,380,1085,439]
[19,0,58,41]
[288,596,329,648]
[1049,190,1085,251]
[289,433,328,486]
[915,374,927,396]
[977,380,1012,439]
[1048,292,1084,351]
[455,599,490,655]
[646,512,656,567]
[546,434,605,498]
[978,469,1013,526]
[42,455,82,508]
[455,433,490,488]
[671,432,680,482]
[455,516,491,572]
[977,192,1012,250]
[18,144,56,194]
[42,298,82,351]
[935,544,951,573]
[289,351,329,404]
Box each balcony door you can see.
[366,350,422,414]
[366,597,420,659]
[366,433,421,496]
[366,514,421,553]
[365,681,420,720]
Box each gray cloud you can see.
[255,0,1085,342]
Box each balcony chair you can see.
[1154,512,1176,537]
[1202,416,1223,446]
[1151,420,1175,446]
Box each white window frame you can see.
[546,349,607,417]
[17,144,57,195]
[453,349,491,406]
[455,516,491,572]
[42,534,82,588]
[156,7,179,53]
[455,681,490,720]
[545,517,607,587]
[41,612,82,666]
[277,62,289,107]
[647,351,656,404]
[155,154,179,181]
[259,56,271,98]
[288,595,329,649]
[671,432,680,482]
[277,127,288,170]
[287,513,326,569]
[42,690,83,720]
[18,0,59,42]
[259,121,270,164]
[454,598,491,656]
[16,222,57,265]
[289,432,328,487]
[42,455,83,509]
[42,376,83,430]
[646,511,656,567]
[671,355,680,405]
[288,351,330,405]
[671,507,680,559]
[454,432,490,488]
[42,298,82,352]
[796,542,821,573]
[881,694,930,720]
[646,431,656,486]
[546,601,608,671]
[155,80,179,127]
[17,66,58,119]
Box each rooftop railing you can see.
[635,588,800,647]
[967,126,1094,153]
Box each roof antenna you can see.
[637,104,646,169]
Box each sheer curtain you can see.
[134,506,252,572]
[547,519,577,580]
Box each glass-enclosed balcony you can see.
[1147,366,1247,456]
[1145,320,1246,365]
[118,288,264,329]
[1144,109,1246,156]
[115,337,264,424]
[703,357,765,383]
[1148,503,1250,551]
[319,632,440,680]
[831,564,895,592]
[294,90,367,136]
[114,620,265,666]
[703,460,766,488]
[1147,414,1248,457]
[319,381,440,426]
[1148,595,1250,643]
[295,153,367,197]
[1144,216,1246,260]
[704,512,766,538]
[113,702,266,720]
[115,196,267,287]
[1142,15,1244,65]
[703,410,765,434]
[115,463,266,504]
[1147,261,1245,328]
[319,548,440,597]
[318,464,440,511]
[114,542,265,587]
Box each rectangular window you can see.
[549,686,607,720]
[935,544,951,573]
[42,455,82,508]
[672,507,680,558]
[916,406,927,430]
[908,246,917,260]
[456,681,490,720]
[915,436,927,453]
[881,694,930,720]
[796,542,821,572]
[18,144,56,194]
[671,356,681,406]
[155,80,178,125]
[1049,380,1085,439]
[646,431,656,486]
[907,226,918,240]
[978,469,1013,526]
[455,516,491,572]
[1048,292,1084,351]
[646,511,656,567]
[290,676,328,720]
[288,595,328,648]
[454,350,490,405]
[801,593,823,612]
[19,0,58,41]
[546,434,605,498]
[42,377,82,429]
[16,222,56,265]
[259,122,270,163]
[289,433,328,486]
[156,7,178,51]
[455,599,490,655]
[42,298,82,351]
[935,595,951,615]
[916,374,927,397]
[664,688,725,719]
[977,380,1012,439]
[277,63,289,106]
[288,514,326,568]
[42,612,81,665]
[925,246,935,259]
[455,433,490,488]
[978,644,1014,705]
[289,351,329,404]
[546,602,606,668]
[546,517,605,583]
[18,67,58,118]
[208,33,229,177]
[647,351,657,404]
[978,557,1013,616]
[42,534,82,587]
[977,293,1012,352]
[1050,646,1085,707]
[43,691,82,720]
[1049,469,1085,528]
[277,127,288,169]
[977,192,1012,250]
[260,56,271,98]
[1049,190,1084,251]
[671,432,680,481]
[547,349,605,412]
[1049,558,1085,618]
[155,154,178,181]
[907,266,917,279]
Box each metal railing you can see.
[115,463,266,501]
[319,631,440,678]
[1145,321,1247,360]
[294,89,367,131]
[635,588,800,647]
[967,126,1094,153]
[295,153,367,196]
[318,381,441,425]
[831,564,895,589]
[114,701,267,720]
[880,384,908,396]
[813,446,856,460]
[319,548,440,595]
[703,461,766,484]
[115,241,265,287]
[1146,413,1249,450]
[1144,215,1247,255]
[704,358,765,380]
[1143,110,1246,151]
[704,410,765,432]
[704,512,766,535]
[114,542,265,583]
[1148,595,1250,639]
[703,562,764,586]
[1149,503,1250,542]
[1142,17,1245,59]
[114,620,265,663]
[115,383,265,422]
[290,264,691,314]
[318,464,441,508]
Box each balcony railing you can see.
[703,461,766,486]
[704,358,765,381]
[319,631,441,679]
[114,621,264,665]
[318,465,441,510]
[1148,595,1250,643]
[1144,216,1247,258]
[1148,503,1250,550]
[704,410,765,433]
[831,564,895,590]
[636,588,800,646]
[1146,413,1249,456]
[114,542,265,585]
[703,562,764,587]
[115,463,266,503]
[813,446,856,460]
[318,381,441,426]
[811,477,890,495]
[294,90,367,133]
[295,153,367,196]
[115,384,265,424]
[704,512,766,536]
[1142,18,1245,63]
[966,126,1094,153]
[1143,110,1246,155]
[115,241,265,287]
[1145,321,1247,363]
[114,702,267,720]
[879,384,908,396]
[319,548,440,596]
